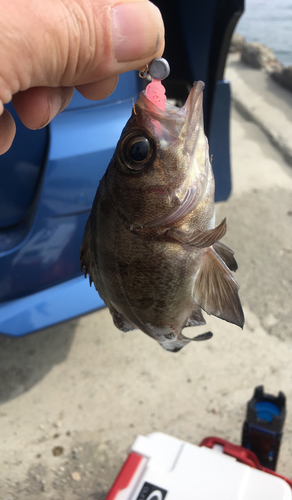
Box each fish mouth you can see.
[140,80,205,150]
[142,80,205,120]
[146,81,206,229]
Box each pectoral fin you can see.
[193,247,244,328]
[166,218,226,248]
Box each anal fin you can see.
[193,247,244,328]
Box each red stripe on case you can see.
[105,452,143,500]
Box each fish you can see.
[80,80,244,352]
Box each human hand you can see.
[0,0,164,154]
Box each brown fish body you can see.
[80,82,244,352]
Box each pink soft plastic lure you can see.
[145,79,167,111]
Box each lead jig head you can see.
[138,57,170,80]
[148,58,170,80]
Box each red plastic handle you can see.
[200,436,292,489]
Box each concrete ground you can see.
[1,55,292,499]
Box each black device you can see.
[242,385,286,471]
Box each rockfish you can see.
[80,81,244,352]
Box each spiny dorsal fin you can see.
[80,218,95,288]
[193,247,244,328]
[166,218,226,248]
[213,241,238,272]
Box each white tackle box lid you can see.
[105,432,292,500]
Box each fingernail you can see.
[112,2,163,63]
[48,92,63,121]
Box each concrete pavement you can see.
[226,53,292,165]
[0,57,292,499]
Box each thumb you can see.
[0,0,164,151]
[80,0,165,82]
[0,0,164,102]
[76,0,165,99]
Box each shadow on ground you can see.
[0,319,77,404]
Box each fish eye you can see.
[127,136,150,163]
[118,131,155,173]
